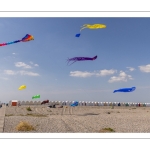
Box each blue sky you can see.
[0,17,150,103]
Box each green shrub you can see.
[100,127,115,133]
[26,106,32,111]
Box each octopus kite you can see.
[67,55,97,65]
[75,24,106,37]
[0,34,34,46]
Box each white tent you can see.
[87,102,91,106]
[33,101,38,105]
[37,101,41,105]
[29,101,33,105]
[102,102,104,106]
[147,103,150,107]
[65,101,69,105]
[25,101,30,105]
[85,102,89,106]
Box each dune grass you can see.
[26,107,32,111]
[99,127,115,133]
[16,121,35,131]
[26,113,47,117]
[5,114,13,116]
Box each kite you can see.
[75,24,106,37]
[70,101,79,107]
[0,34,34,46]
[67,55,97,65]
[18,85,26,90]
[113,87,136,93]
[41,100,49,105]
[32,94,40,99]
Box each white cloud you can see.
[30,61,33,64]
[70,71,94,77]
[95,69,117,76]
[108,71,133,83]
[12,53,16,55]
[139,64,150,72]
[15,62,32,69]
[19,71,40,76]
[4,70,39,76]
[34,64,39,67]
[70,69,117,78]
[126,67,135,71]
[29,61,39,67]
[0,77,9,80]
[4,70,17,75]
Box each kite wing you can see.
[18,85,26,90]
[21,34,34,42]
[0,34,34,46]
[32,94,40,99]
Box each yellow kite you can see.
[18,85,26,90]
[80,24,106,31]
[75,24,106,37]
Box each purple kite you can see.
[67,55,97,65]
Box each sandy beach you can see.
[2,105,150,133]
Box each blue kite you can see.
[70,101,79,107]
[113,87,136,93]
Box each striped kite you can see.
[75,24,106,37]
[0,34,34,46]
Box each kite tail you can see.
[80,26,87,32]
[75,25,88,37]
[66,58,70,65]
[0,40,21,46]
[80,24,88,31]
[67,60,77,66]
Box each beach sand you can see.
[3,105,150,133]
